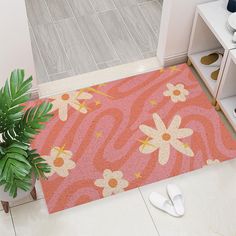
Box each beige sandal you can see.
[211,68,220,81]
[200,53,223,67]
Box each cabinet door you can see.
[0,0,37,96]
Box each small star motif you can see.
[138,137,156,151]
[98,83,107,87]
[55,145,67,157]
[78,101,88,111]
[95,131,103,138]
[134,172,142,179]
[183,143,189,148]
[95,100,101,106]
[170,66,181,72]
[149,99,157,106]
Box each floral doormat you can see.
[30,64,236,213]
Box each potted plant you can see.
[0,69,53,213]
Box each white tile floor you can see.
[1,58,236,236]
[2,159,236,236]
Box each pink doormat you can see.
[30,64,236,213]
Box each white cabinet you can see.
[0,0,37,96]
[188,0,236,103]
[216,50,236,132]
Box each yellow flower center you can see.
[162,133,171,141]
[108,178,118,188]
[173,89,181,96]
[61,93,70,101]
[53,157,64,167]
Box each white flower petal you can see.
[168,115,181,131]
[163,90,172,97]
[183,89,189,96]
[158,143,170,165]
[118,179,129,189]
[170,95,179,103]
[50,148,59,159]
[174,128,193,139]
[153,113,166,131]
[113,187,125,195]
[79,107,88,114]
[139,125,160,139]
[176,84,184,90]
[55,168,70,177]
[167,83,175,90]
[178,94,187,102]
[58,104,69,121]
[63,159,76,169]
[139,138,160,154]
[170,139,194,157]
[111,171,123,179]
[103,169,113,179]
[77,92,93,100]
[102,187,113,197]
[94,179,106,188]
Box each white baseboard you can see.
[30,88,39,100]
[162,52,188,67]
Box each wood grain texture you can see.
[29,27,49,83]
[33,24,71,75]
[25,0,51,26]
[90,0,116,12]
[76,14,118,64]
[139,1,162,36]
[97,59,122,69]
[49,71,75,81]
[55,18,97,74]
[118,5,157,56]
[45,0,73,21]
[99,10,143,63]
[66,0,95,16]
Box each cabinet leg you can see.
[187,58,192,66]
[215,103,221,111]
[212,98,217,106]
[1,201,9,213]
[30,187,37,200]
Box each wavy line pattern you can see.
[30,64,236,213]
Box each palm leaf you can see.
[0,69,53,198]
[0,69,32,133]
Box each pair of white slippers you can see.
[149,184,184,217]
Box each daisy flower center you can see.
[53,157,64,167]
[108,178,118,188]
[162,133,171,141]
[61,93,70,101]
[173,89,181,96]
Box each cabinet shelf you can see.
[189,48,223,95]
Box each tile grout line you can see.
[137,2,159,57]
[138,0,162,38]
[91,5,121,65]
[28,21,51,83]
[65,0,99,71]
[113,1,144,58]
[138,188,161,236]
[10,197,44,210]
[43,0,76,78]
[9,209,17,236]
[113,2,154,59]
[113,4,145,61]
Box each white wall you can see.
[157,0,218,66]
[0,0,36,91]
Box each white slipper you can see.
[167,184,185,216]
[149,192,180,217]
